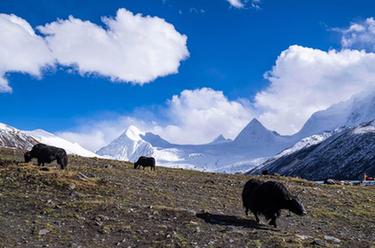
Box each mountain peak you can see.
[209,134,230,144]
[234,118,275,145]
[247,118,264,128]
[124,125,144,141]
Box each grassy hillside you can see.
[0,147,375,247]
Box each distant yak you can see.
[24,143,68,170]
[134,156,156,171]
[242,179,306,227]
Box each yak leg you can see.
[37,159,43,166]
[57,158,65,170]
[269,214,277,228]
[254,212,260,223]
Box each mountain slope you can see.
[0,123,38,150]
[253,120,375,180]
[295,89,375,138]
[0,122,97,157]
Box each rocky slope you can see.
[252,120,375,180]
[0,147,374,247]
[0,123,38,150]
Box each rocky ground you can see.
[0,147,375,247]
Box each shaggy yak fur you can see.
[242,179,306,227]
[24,143,68,169]
[134,156,156,170]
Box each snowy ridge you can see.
[296,88,375,138]
[0,123,37,150]
[251,120,375,180]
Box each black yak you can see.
[24,143,68,170]
[242,179,306,227]
[134,156,156,170]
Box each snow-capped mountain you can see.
[0,123,38,150]
[0,122,97,157]
[97,119,297,172]
[96,126,154,161]
[295,89,375,139]
[251,120,375,180]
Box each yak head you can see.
[24,151,32,163]
[287,196,307,216]
[134,162,139,169]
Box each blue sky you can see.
[2,0,375,150]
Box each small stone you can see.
[295,234,311,240]
[38,229,49,236]
[311,239,324,246]
[324,235,341,243]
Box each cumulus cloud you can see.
[0,14,54,92]
[152,88,253,144]
[0,9,188,92]
[38,8,189,84]
[255,45,375,134]
[340,17,375,51]
[59,88,254,150]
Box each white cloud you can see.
[227,0,260,9]
[0,14,54,92]
[0,9,188,92]
[38,8,189,84]
[255,45,375,134]
[227,0,245,8]
[152,88,253,144]
[340,17,375,51]
[58,88,254,150]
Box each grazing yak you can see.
[242,179,306,227]
[134,156,156,170]
[24,143,68,169]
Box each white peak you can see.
[125,125,144,141]
[235,118,271,141]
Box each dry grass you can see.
[0,148,374,247]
